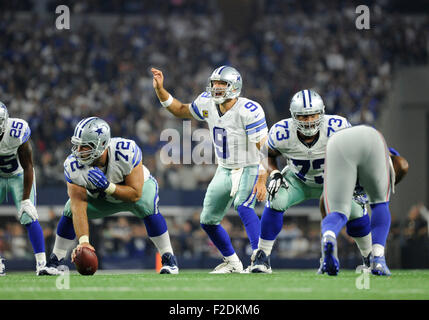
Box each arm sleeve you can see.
[188,92,208,122]
[21,123,31,144]
[63,156,88,187]
[242,101,268,143]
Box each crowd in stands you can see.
[0,1,428,267]
[0,0,427,188]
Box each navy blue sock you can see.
[25,220,45,254]
[143,213,168,237]
[237,205,260,250]
[260,206,284,241]
[370,202,391,247]
[321,212,348,237]
[201,223,235,257]
[346,214,371,238]
[57,215,76,240]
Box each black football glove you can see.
[267,170,288,201]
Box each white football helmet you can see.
[206,66,242,104]
[0,102,9,136]
[290,89,325,136]
[71,117,111,165]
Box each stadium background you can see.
[0,0,428,272]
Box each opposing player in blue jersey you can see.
[251,90,372,273]
[46,117,179,274]
[0,102,59,275]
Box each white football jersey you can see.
[267,115,351,187]
[0,118,31,178]
[64,137,150,203]
[189,92,268,169]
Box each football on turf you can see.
[74,247,98,275]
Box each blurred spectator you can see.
[102,217,132,257]
[276,220,310,258]
[401,203,429,268]
[41,207,59,253]
[126,223,151,258]
[6,223,31,259]
[386,213,402,268]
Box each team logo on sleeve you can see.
[202,110,209,118]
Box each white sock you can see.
[224,253,240,262]
[53,234,75,260]
[353,233,372,257]
[322,231,336,239]
[251,249,258,261]
[35,252,46,267]
[150,231,174,256]
[372,244,385,257]
[258,238,275,256]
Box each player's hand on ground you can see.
[253,179,267,202]
[267,170,288,201]
[88,167,110,190]
[151,68,164,90]
[18,199,39,221]
[71,243,96,263]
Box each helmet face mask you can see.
[290,90,325,137]
[293,112,324,136]
[206,66,242,104]
[0,102,9,136]
[71,117,111,165]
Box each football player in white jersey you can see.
[0,102,59,275]
[152,66,268,273]
[46,117,179,274]
[251,90,372,273]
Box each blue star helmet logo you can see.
[237,75,241,81]
[95,127,103,136]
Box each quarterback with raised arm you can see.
[152,66,268,273]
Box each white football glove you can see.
[267,170,288,201]
[18,199,38,222]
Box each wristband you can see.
[160,94,173,107]
[270,169,281,177]
[79,235,89,244]
[105,182,116,195]
[258,164,267,173]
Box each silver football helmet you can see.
[290,89,325,136]
[71,117,111,165]
[0,102,9,136]
[206,66,242,104]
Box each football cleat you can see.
[321,235,340,276]
[250,250,272,274]
[240,266,251,274]
[36,258,63,276]
[316,257,324,274]
[371,256,391,276]
[159,253,179,274]
[0,257,6,276]
[362,253,372,270]
[44,253,66,273]
[241,250,258,274]
[36,266,63,276]
[210,258,243,274]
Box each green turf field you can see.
[1,269,429,300]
